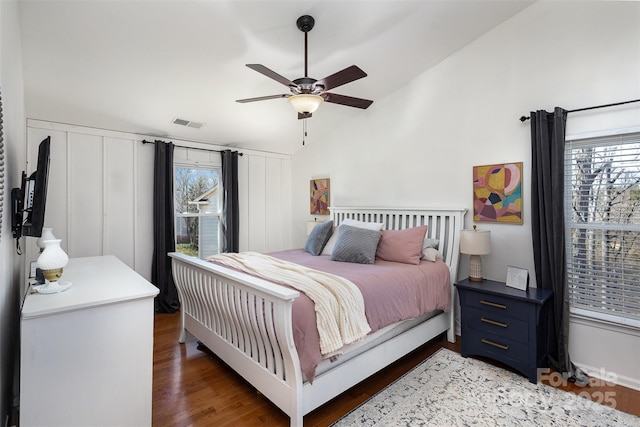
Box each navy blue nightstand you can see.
[455,278,553,383]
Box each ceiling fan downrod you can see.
[296,15,315,78]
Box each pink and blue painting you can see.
[473,162,523,224]
[310,178,330,215]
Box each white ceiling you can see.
[19,0,532,154]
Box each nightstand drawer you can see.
[464,306,529,343]
[464,290,529,321]
[464,329,529,368]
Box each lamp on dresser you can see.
[460,225,491,281]
[35,238,71,293]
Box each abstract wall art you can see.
[310,178,330,215]
[473,162,523,224]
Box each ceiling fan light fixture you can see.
[288,94,324,114]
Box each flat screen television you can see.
[11,136,51,243]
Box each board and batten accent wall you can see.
[25,119,292,284]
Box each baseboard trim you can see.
[576,361,640,392]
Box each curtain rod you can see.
[519,99,640,122]
[141,139,243,156]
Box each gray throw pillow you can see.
[330,224,382,264]
[304,220,334,256]
[423,237,440,250]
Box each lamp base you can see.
[468,254,484,282]
[42,267,63,282]
[33,280,72,294]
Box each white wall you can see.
[292,2,640,390]
[0,0,27,423]
[25,120,292,284]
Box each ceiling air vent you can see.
[172,118,205,129]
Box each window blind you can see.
[564,131,640,329]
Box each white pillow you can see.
[321,218,384,256]
[422,247,444,262]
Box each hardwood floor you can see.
[152,311,640,426]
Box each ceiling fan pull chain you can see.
[302,119,308,146]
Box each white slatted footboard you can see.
[170,254,306,423]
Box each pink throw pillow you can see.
[375,225,428,265]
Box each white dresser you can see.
[20,255,159,427]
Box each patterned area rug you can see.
[331,348,639,426]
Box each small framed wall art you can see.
[310,178,330,215]
[473,162,523,224]
[506,266,529,291]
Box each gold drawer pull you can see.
[481,317,508,328]
[480,300,507,309]
[482,339,509,351]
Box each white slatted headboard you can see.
[329,207,467,284]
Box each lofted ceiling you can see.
[18,0,532,155]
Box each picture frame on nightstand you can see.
[506,265,528,290]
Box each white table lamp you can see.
[460,225,491,282]
[35,239,71,293]
[307,220,318,236]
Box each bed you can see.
[169,206,466,426]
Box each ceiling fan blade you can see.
[315,65,367,91]
[236,94,289,103]
[323,93,373,109]
[246,64,297,88]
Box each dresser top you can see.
[22,255,159,319]
[455,278,553,304]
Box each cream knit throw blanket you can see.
[206,252,371,355]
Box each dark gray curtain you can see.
[0,93,4,243]
[152,141,179,313]
[530,108,587,385]
[221,150,239,253]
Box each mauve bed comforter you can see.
[268,249,451,383]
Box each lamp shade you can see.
[37,239,69,274]
[288,94,324,114]
[460,228,491,255]
[307,221,318,236]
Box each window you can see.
[565,131,640,329]
[174,166,221,259]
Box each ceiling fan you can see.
[236,15,373,119]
